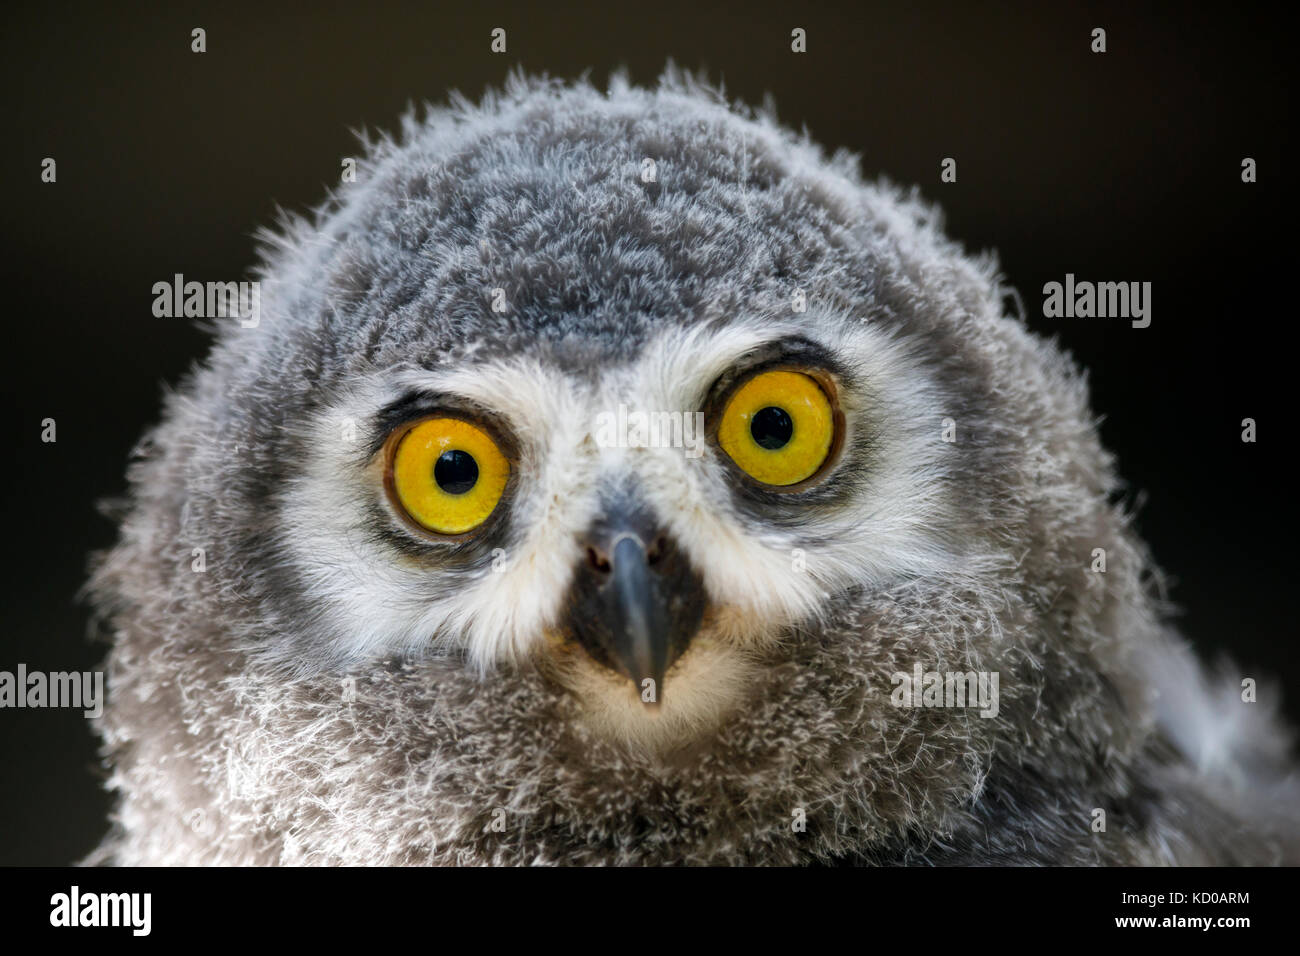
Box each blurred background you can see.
[0,1,1291,864]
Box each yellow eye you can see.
[385,417,510,535]
[717,370,836,486]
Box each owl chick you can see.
[87,70,1298,866]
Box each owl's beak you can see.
[566,499,706,707]
[607,536,670,701]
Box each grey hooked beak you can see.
[606,535,671,704]
[564,498,706,707]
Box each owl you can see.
[87,69,1298,865]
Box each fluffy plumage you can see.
[87,69,1299,865]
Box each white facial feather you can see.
[276,312,1005,690]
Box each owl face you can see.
[273,310,972,744]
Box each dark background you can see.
[0,1,1292,865]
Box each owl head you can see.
[89,69,1296,865]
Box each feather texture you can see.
[86,69,1299,865]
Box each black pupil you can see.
[750,406,793,450]
[434,449,479,495]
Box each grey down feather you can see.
[86,69,1299,865]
